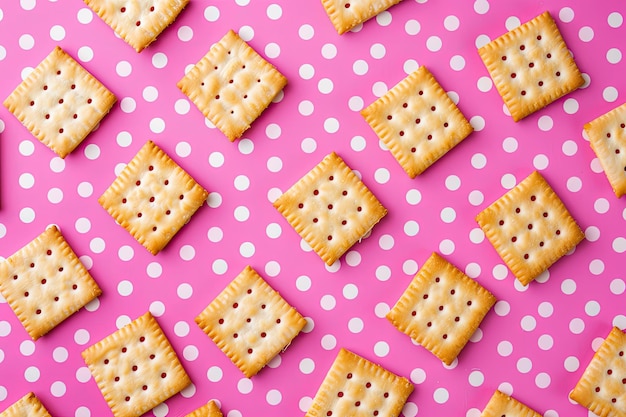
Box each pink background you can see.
[1,1,625,416]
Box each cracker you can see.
[478,11,584,121]
[476,171,584,286]
[361,66,474,178]
[3,46,116,158]
[195,266,306,378]
[0,392,51,417]
[480,390,542,417]
[81,312,191,417]
[98,140,208,255]
[177,30,287,141]
[0,226,101,340]
[84,0,189,52]
[584,102,626,198]
[305,348,413,417]
[185,400,223,417]
[321,0,403,34]
[273,152,387,266]
[570,327,626,417]
[386,252,495,365]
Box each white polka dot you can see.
[538,115,553,131]
[79,256,93,270]
[177,283,193,300]
[77,7,93,23]
[82,144,100,161]
[607,48,622,64]
[377,234,394,250]
[176,25,193,42]
[471,153,487,169]
[208,151,225,168]
[374,341,390,357]
[152,52,168,69]
[375,302,390,319]
[535,372,551,389]
[51,380,67,397]
[538,334,554,350]
[561,139,578,156]
[75,366,92,383]
[502,136,518,153]
[74,329,90,345]
[19,172,35,189]
[321,334,336,350]
[50,25,66,41]
[561,98,579,116]
[153,404,168,417]
[340,283,358,300]
[117,245,134,261]
[567,176,582,192]
[608,11,623,28]
[444,175,461,191]
[405,19,421,35]
[208,192,222,208]
[174,321,190,337]
[237,378,253,395]
[440,207,456,223]
[298,23,314,40]
[203,5,220,21]
[468,370,484,387]
[584,300,601,317]
[501,173,517,189]
[450,55,466,71]
[320,295,336,310]
[475,34,490,49]
[19,34,35,50]
[239,241,255,258]
[267,156,283,173]
[296,275,311,292]
[348,317,364,333]
[562,356,581,374]
[372,81,388,97]
[561,278,577,295]
[444,15,460,31]
[150,117,165,134]
[374,167,390,184]
[19,339,35,356]
[207,366,223,382]
[370,43,386,59]
[468,190,484,206]
[405,189,422,205]
[559,7,575,22]
[21,66,34,81]
[521,315,536,331]
[404,220,419,237]
[610,278,625,295]
[266,389,282,406]
[376,265,391,282]
[469,228,485,244]
[321,43,337,59]
[614,315,626,329]
[517,357,533,373]
[352,59,369,76]
[147,262,162,278]
[591,158,604,173]
[477,76,493,92]
[264,42,280,59]
[433,387,449,404]
[181,345,198,362]
[238,25,254,41]
[497,340,513,357]
[537,301,554,318]
[265,261,281,277]
[474,0,489,14]
[24,366,40,383]
[53,346,68,363]
[585,226,600,242]
[117,280,133,296]
[116,60,132,77]
[578,26,594,42]
[20,207,36,224]
[589,259,605,275]
[569,317,585,334]
[324,117,340,133]
[19,140,35,156]
[179,245,195,261]
[603,86,619,102]
[426,36,442,52]
[439,239,455,255]
[120,97,136,113]
[533,154,549,170]
[403,59,419,74]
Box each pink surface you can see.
[0,1,625,416]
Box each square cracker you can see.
[195,266,306,378]
[98,140,208,255]
[321,0,403,34]
[305,348,414,417]
[584,102,626,198]
[361,66,474,178]
[274,152,387,266]
[81,312,191,417]
[177,30,287,141]
[570,327,626,417]
[386,252,496,365]
[0,392,51,417]
[478,11,584,121]
[3,46,116,158]
[476,171,584,286]
[185,400,223,417]
[0,226,101,340]
[83,0,189,52]
[480,390,542,417]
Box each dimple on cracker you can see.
[177,30,287,141]
[0,392,52,417]
[305,348,413,417]
[195,266,306,378]
[185,400,223,417]
[84,0,189,52]
[3,46,116,158]
[81,312,191,417]
[480,390,542,417]
[584,102,626,198]
[98,140,209,255]
[0,226,102,341]
[476,171,584,286]
[361,66,474,178]
[273,152,387,266]
[478,11,584,121]
[570,327,626,417]
[321,0,404,34]
[386,252,496,365]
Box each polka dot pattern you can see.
[0,1,622,416]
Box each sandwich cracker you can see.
[99,141,208,255]
[185,400,223,417]
[387,253,496,365]
[0,226,101,340]
[570,327,626,417]
[480,390,542,417]
[584,102,626,198]
[361,66,473,177]
[3,46,116,158]
[478,11,584,121]
[476,171,584,286]
[305,348,413,417]
[81,312,191,417]
[195,266,306,378]
[321,0,403,34]
[0,392,51,417]
[177,30,287,141]
[83,0,189,52]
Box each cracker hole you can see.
[621,123,625,128]
[431,106,436,111]
[556,71,561,77]
[120,7,126,12]
[24,292,29,297]
[608,369,613,375]
[215,95,220,99]
[261,304,266,309]
[72,284,77,290]
[327,412,333,417]
[87,98,92,104]
[132,365,138,371]
[538,81,544,87]
[346,373,353,379]
[411,147,416,153]
[443,334,448,339]
[374,411,379,416]
[402,103,408,108]
[47,250,52,255]
[313,190,319,195]
[419,90,424,95]
[59,128,64,134]
[501,56,506,61]
[122,347,127,353]
[344,3,350,8]
[384,392,389,398]
[341,220,347,225]
[328,204,333,210]
[233,302,239,308]
[246,318,251,323]
[136,21,141,26]
[71,84,76,89]
[435,277,440,283]
[616,149,621,154]
[556,229,561,235]
[165,210,171,215]
[73,114,77,119]
[115,376,120,381]
[515,207,520,213]
[313,218,318,223]
[511,73,517,79]
[342,190,348,196]
[443,122,448,128]
[327,235,333,241]
[218,318,224,324]
[521,91,526,96]
[543,212,548,218]
[137,212,142,218]
[524,253,529,259]
[247,289,252,294]
[539,241,544,247]
[41,279,47,284]
[512,237,517,243]
[243,95,248,99]
[415,118,421,124]
[143,385,148,390]
[387,115,392,120]
[164,180,169,185]
[427,134,433,140]
[276,318,281,324]
[161,372,167,378]
[30,263,35,268]
[261,332,266,338]
[149,354,155,360]
[338,392,344,397]
[125,396,130,402]
[45,114,50,119]
[248,348,253,354]
[150,6,154,11]
[13,275,18,280]
[427,321,432,327]
[399,131,405,136]
[229,79,233,84]
[179,194,184,200]
[529,62,534,68]
[467,301,472,306]
[547,53,552,59]
[36,309,42,315]
[59,267,64,272]
[329,175,334,181]
[149,197,155,203]
[355,401,361,407]
[537,35,542,40]
[411,310,417,316]
[499,220,504,226]
[528,224,533,230]
[450,289,456,295]
[58,98,64,104]
[366,382,371,388]
[357,206,362,212]
[438,305,444,311]
[519,45,525,51]
[139,336,145,342]
[423,294,428,299]
[454,316,460,322]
